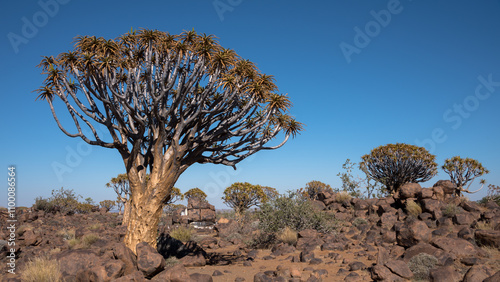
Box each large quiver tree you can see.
[35,29,302,252]
[360,143,437,195]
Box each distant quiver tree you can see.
[35,29,303,252]
[360,143,437,195]
[442,156,489,197]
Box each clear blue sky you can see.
[1,0,499,209]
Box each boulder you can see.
[399,183,421,199]
[432,237,478,257]
[189,273,213,282]
[136,242,166,278]
[385,260,413,279]
[475,229,500,248]
[419,188,434,199]
[396,220,431,248]
[429,265,461,282]
[112,242,138,275]
[55,249,100,275]
[463,265,494,282]
[453,213,475,226]
[379,213,398,230]
[151,264,192,282]
[484,270,500,282]
[370,264,405,281]
[113,270,146,282]
[421,199,442,219]
[433,180,456,197]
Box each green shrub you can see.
[258,191,338,236]
[408,253,438,281]
[21,255,62,282]
[442,203,460,218]
[49,187,81,215]
[406,200,422,217]
[169,226,193,242]
[33,197,55,213]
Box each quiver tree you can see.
[301,180,333,200]
[222,182,277,216]
[184,188,207,202]
[106,173,131,223]
[442,156,489,197]
[360,143,437,195]
[35,29,302,252]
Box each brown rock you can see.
[463,265,493,282]
[298,229,318,239]
[432,237,478,257]
[460,201,482,213]
[429,265,461,282]
[371,264,405,281]
[112,270,146,282]
[199,208,216,222]
[92,260,126,281]
[55,249,101,277]
[433,180,456,196]
[420,188,434,199]
[453,213,475,226]
[180,252,206,267]
[403,242,441,262]
[190,273,213,282]
[475,229,500,248]
[151,264,192,282]
[421,199,443,219]
[385,260,413,279]
[399,183,422,199]
[484,270,500,282]
[136,242,166,278]
[396,220,431,248]
[432,185,445,201]
[22,230,42,246]
[112,242,138,275]
[379,213,398,230]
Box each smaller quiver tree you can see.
[222,182,277,217]
[442,156,489,197]
[184,188,207,202]
[360,143,437,195]
[106,173,131,223]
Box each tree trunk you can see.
[123,164,181,253]
[122,201,131,225]
[123,193,164,252]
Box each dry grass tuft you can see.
[169,226,193,242]
[21,255,62,282]
[406,200,422,217]
[277,227,298,245]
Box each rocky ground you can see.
[1,180,500,281]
